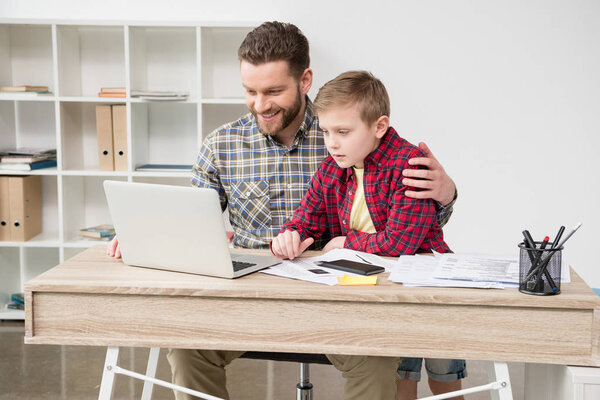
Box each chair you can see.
[241,351,331,400]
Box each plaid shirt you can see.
[192,98,454,250]
[281,127,451,256]
[192,98,328,249]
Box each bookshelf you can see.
[0,19,255,319]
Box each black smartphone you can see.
[317,259,385,276]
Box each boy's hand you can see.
[271,230,314,260]
[107,236,122,259]
[323,236,346,252]
[403,142,456,206]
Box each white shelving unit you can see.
[0,19,255,319]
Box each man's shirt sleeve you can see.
[435,188,457,228]
[191,134,228,212]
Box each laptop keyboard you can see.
[232,260,257,272]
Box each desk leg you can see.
[141,347,160,400]
[98,347,120,400]
[488,361,513,400]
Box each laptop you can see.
[103,180,280,278]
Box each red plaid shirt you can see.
[280,127,451,256]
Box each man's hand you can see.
[322,236,346,253]
[107,236,122,259]
[271,230,314,260]
[403,142,456,206]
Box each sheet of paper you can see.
[261,259,342,285]
[388,255,505,289]
[434,254,519,283]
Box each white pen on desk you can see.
[356,254,373,264]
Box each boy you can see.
[271,70,466,400]
[271,70,450,259]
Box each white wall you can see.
[2,0,599,287]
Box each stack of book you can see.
[6,293,24,310]
[98,87,126,98]
[0,148,57,171]
[131,90,189,101]
[0,85,51,96]
[79,224,115,241]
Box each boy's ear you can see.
[374,115,389,138]
[299,68,313,95]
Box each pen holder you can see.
[518,242,562,295]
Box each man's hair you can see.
[238,21,310,80]
[314,71,390,125]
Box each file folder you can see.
[112,105,128,171]
[7,175,42,241]
[0,176,10,240]
[96,105,115,171]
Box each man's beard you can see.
[251,87,303,136]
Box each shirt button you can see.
[287,184,293,189]
[246,192,251,196]
[343,220,347,225]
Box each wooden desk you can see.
[25,245,600,368]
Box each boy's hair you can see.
[314,70,390,125]
[238,21,310,80]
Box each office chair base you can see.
[296,382,313,400]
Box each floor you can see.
[0,321,525,399]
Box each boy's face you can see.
[318,103,388,169]
[241,60,312,139]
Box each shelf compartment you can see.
[129,27,197,97]
[200,27,252,99]
[202,103,249,138]
[0,100,56,155]
[22,247,59,283]
[0,100,17,149]
[14,100,57,149]
[0,24,54,94]
[60,102,126,172]
[131,102,197,168]
[0,247,21,317]
[62,176,125,245]
[57,25,125,97]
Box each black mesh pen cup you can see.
[518,242,562,295]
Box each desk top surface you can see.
[26,245,600,311]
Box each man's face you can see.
[318,103,386,169]
[241,60,304,137]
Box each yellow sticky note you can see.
[337,275,378,286]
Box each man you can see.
[108,22,460,400]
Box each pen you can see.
[551,226,565,249]
[524,235,549,279]
[356,254,373,265]
[522,230,537,265]
[532,236,551,292]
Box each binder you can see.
[96,105,115,171]
[8,175,42,241]
[0,176,10,240]
[111,104,128,171]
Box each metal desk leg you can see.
[418,361,513,400]
[488,361,513,400]
[98,347,120,400]
[141,347,160,400]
